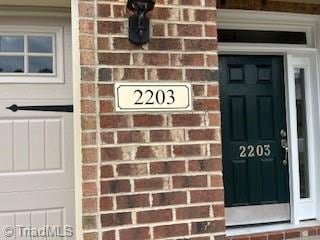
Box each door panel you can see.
[219,55,289,224]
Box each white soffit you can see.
[271,0,320,4]
[0,0,70,8]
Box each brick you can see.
[81,67,95,81]
[80,51,95,65]
[194,99,220,111]
[206,55,219,67]
[191,220,225,234]
[83,216,96,230]
[190,189,224,203]
[189,159,222,172]
[119,227,150,240]
[82,198,97,214]
[98,21,125,34]
[152,23,165,36]
[97,4,111,17]
[211,175,223,187]
[188,129,218,141]
[250,235,267,240]
[100,100,113,113]
[176,206,210,219]
[173,144,203,157]
[113,4,130,18]
[80,35,95,50]
[100,196,113,211]
[82,165,97,180]
[101,147,123,161]
[102,231,115,240]
[194,9,216,21]
[101,180,131,194]
[79,20,94,34]
[137,209,172,223]
[173,175,207,188]
[205,25,217,37]
[133,114,165,127]
[154,223,188,239]
[116,194,150,209]
[114,68,145,81]
[285,231,300,238]
[98,84,114,97]
[82,148,97,163]
[136,145,170,159]
[98,37,111,50]
[117,163,148,176]
[79,3,94,17]
[148,68,183,81]
[133,53,169,66]
[211,144,222,156]
[171,54,204,66]
[117,130,147,143]
[100,115,130,128]
[135,177,167,191]
[213,204,225,218]
[209,112,221,126]
[101,165,114,178]
[100,132,114,144]
[84,232,97,240]
[152,192,187,206]
[98,53,130,65]
[176,24,202,36]
[81,100,96,113]
[150,129,184,142]
[148,38,182,50]
[172,114,202,126]
[192,85,205,97]
[207,84,219,96]
[267,233,284,240]
[101,212,132,227]
[186,69,218,81]
[83,182,97,197]
[185,39,217,51]
[81,84,95,98]
[113,37,142,50]
[82,132,96,146]
[150,161,185,174]
[99,68,112,81]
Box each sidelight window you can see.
[294,68,310,199]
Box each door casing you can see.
[217,9,320,229]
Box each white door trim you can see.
[217,9,320,228]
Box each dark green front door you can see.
[219,56,289,210]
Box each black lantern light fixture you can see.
[127,0,155,45]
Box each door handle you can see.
[6,104,73,113]
[280,129,288,166]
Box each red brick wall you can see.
[79,0,222,239]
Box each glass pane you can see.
[0,56,24,73]
[29,56,53,73]
[295,68,310,199]
[28,36,53,53]
[0,36,24,52]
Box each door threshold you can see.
[226,220,320,237]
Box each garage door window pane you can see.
[28,36,53,53]
[0,56,24,73]
[0,36,24,52]
[29,56,53,73]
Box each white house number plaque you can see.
[114,82,192,112]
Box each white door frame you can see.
[218,9,320,227]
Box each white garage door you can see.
[0,16,75,239]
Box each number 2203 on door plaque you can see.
[114,82,192,112]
